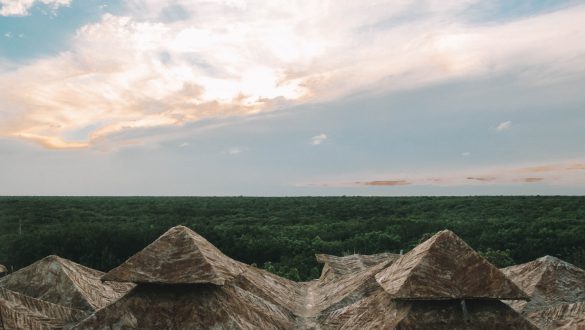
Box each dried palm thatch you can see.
[317,230,537,329]
[73,226,300,329]
[71,226,538,329]
[0,265,6,278]
[375,230,529,300]
[0,287,85,330]
[102,225,244,285]
[502,256,585,329]
[316,252,399,281]
[321,290,538,329]
[0,255,134,312]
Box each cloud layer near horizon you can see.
[313,160,585,188]
[1,1,584,149]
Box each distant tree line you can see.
[0,196,584,281]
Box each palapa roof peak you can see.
[102,225,243,285]
[501,255,585,314]
[375,229,529,300]
[0,254,133,312]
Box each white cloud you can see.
[4,32,12,38]
[496,121,512,131]
[0,0,71,16]
[0,1,584,148]
[462,152,471,156]
[223,147,243,155]
[179,142,190,147]
[227,148,242,155]
[311,133,327,145]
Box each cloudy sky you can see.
[0,0,584,195]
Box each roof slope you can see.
[525,301,585,330]
[501,255,585,312]
[0,287,85,330]
[0,255,133,312]
[375,230,528,300]
[501,256,585,329]
[322,290,538,330]
[316,252,399,280]
[72,282,299,329]
[102,225,243,285]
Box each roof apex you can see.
[102,225,242,285]
[375,229,528,300]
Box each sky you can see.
[0,0,584,196]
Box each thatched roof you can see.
[502,256,585,329]
[0,287,85,330]
[102,225,243,285]
[322,290,538,329]
[71,282,299,330]
[316,252,399,280]
[0,255,133,312]
[375,230,529,300]
[525,301,585,330]
[72,226,537,329]
[0,264,6,276]
[502,256,585,312]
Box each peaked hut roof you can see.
[0,255,133,312]
[0,287,85,330]
[501,255,585,312]
[375,230,528,300]
[501,256,585,328]
[102,225,243,285]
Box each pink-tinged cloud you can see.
[1,2,585,148]
[566,163,585,170]
[307,159,585,188]
[359,180,411,186]
[515,177,545,183]
[466,176,497,182]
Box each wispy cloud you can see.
[1,1,584,148]
[223,147,243,155]
[359,180,411,186]
[309,160,585,188]
[310,133,327,146]
[0,0,71,16]
[496,120,512,131]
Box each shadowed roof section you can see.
[375,229,529,300]
[102,225,243,285]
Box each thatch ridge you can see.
[375,230,529,300]
[102,225,243,285]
